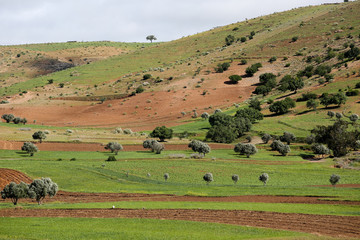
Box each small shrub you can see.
[106,156,117,161]
[164,173,169,181]
[203,173,213,184]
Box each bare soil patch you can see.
[0,168,32,189]
[1,208,359,238]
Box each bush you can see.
[232,174,239,184]
[228,75,242,84]
[355,82,360,89]
[269,56,277,63]
[327,111,335,118]
[259,173,269,185]
[240,59,247,65]
[136,86,144,93]
[215,62,231,73]
[349,114,359,123]
[291,36,298,42]
[314,65,332,76]
[346,89,359,96]
[329,174,340,187]
[203,173,213,184]
[164,173,169,181]
[225,35,235,46]
[298,92,317,102]
[254,85,272,96]
[106,156,117,161]
[245,63,262,77]
[201,112,210,120]
[143,74,152,80]
[240,37,247,42]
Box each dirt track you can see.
[1,208,359,238]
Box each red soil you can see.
[0,62,263,131]
[0,168,32,189]
[1,208,359,238]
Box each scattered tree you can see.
[32,131,46,143]
[261,133,271,144]
[278,144,291,156]
[234,143,258,157]
[225,35,235,46]
[150,126,173,142]
[152,141,164,154]
[164,173,169,181]
[269,98,296,115]
[201,112,210,120]
[146,35,157,43]
[349,114,359,123]
[143,139,157,152]
[1,182,30,205]
[278,75,304,93]
[21,142,38,156]
[235,108,263,123]
[280,132,296,145]
[28,178,58,205]
[228,75,242,84]
[306,99,319,111]
[1,114,14,123]
[327,111,335,118]
[104,142,123,155]
[329,174,340,187]
[188,140,211,156]
[232,174,239,184]
[248,98,262,111]
[312,143,330,158]
[259,173,269,186]
[203,173,213,184]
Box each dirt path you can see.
[1,208,359,238]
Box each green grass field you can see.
[1,148,359,199]
[0,218,312,240]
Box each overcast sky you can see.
[0,0,346,45]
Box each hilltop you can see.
[0,1,359,134]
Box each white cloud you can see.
[0,0,345,45]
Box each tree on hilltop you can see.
[146,35,157,43]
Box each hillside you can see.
[0,1,359,133]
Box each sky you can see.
[0,0,347,45]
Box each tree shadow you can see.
[296,110,313,115]
[300,153,315,160]
[275,92,296,100]
[223,81,239,85]
[16,151,29,157]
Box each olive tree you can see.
[188,140,211,156]
[312,143,330,158]
[21,142,38,156]
[280,132,296,145]
[1,182,30,205]
[259,173,269,186]
[261,133,271,144]
[143,139,157,152]
[32,131,46,143]
[349,114,359,123]
[1,114,14,123]
[232,174,239,184]
[104,142,123,155]
[203,173,213,184]
[152,141,164,154]
[164,173,169,181]
[278,144,291,156]
[329,174,340,187]
[234,143,257,158]
[270,140,283,151]
[28,178,58,205]
[201,112,210,120]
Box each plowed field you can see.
[1,208,359,238]
[0,168,32,188]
